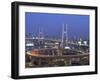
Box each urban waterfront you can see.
[25,24,89,68]
[25,12,89,68]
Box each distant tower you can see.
[38,28,44,39]
[60,24,68,48]
[38,28,44,45]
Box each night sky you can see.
[25,12,89,40]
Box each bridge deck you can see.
[27,52,89,58]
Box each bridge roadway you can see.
[25,38,88,46]
[26,48,89,67]
[25,38,61,42]
[26,51,89,59]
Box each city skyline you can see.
[25,12,89,40]
[25,12,90,68]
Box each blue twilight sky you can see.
[25,12,89,40]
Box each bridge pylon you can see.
[38,28,44,46]
[60,24,68,48]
